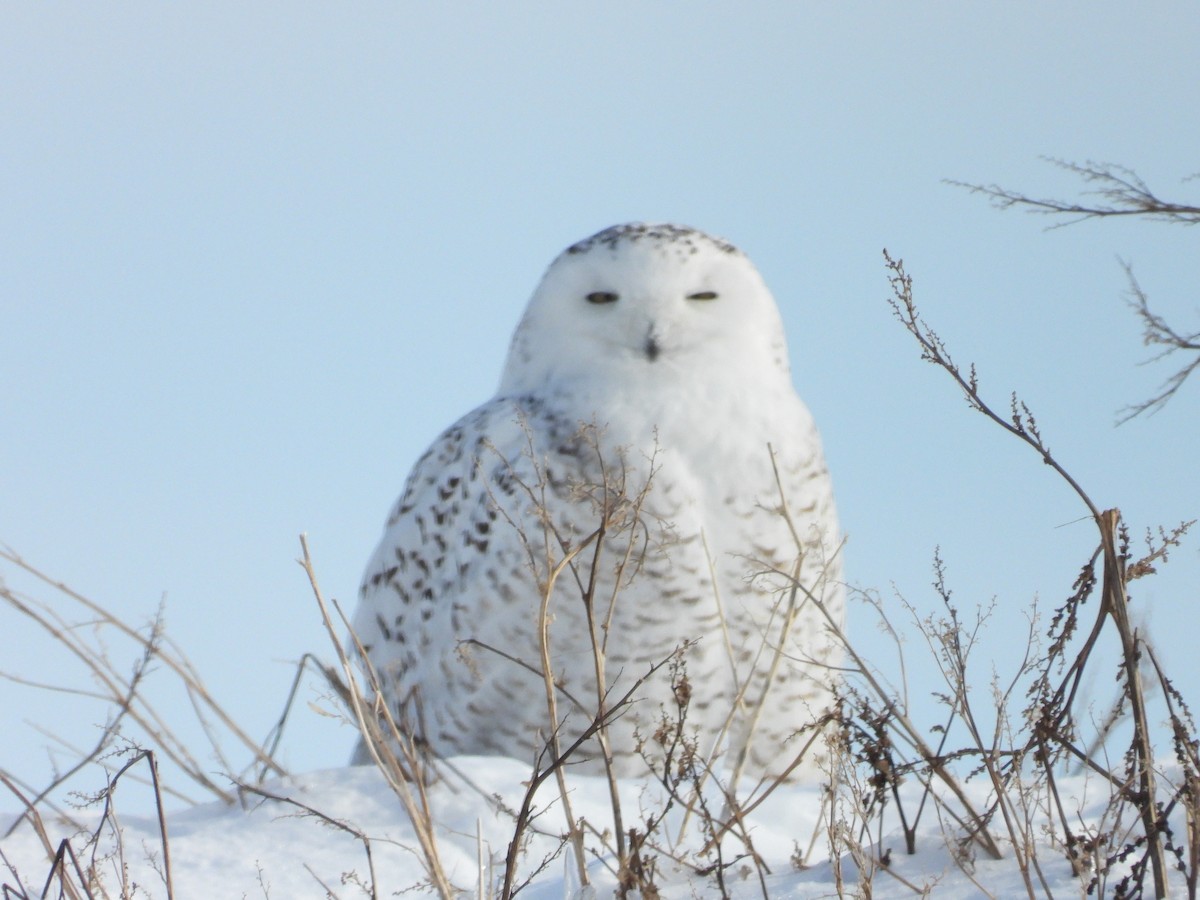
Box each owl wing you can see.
[349,395,575,724]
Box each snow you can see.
[4,755,1188,898]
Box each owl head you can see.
[499,223,792,396]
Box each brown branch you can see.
[947,159,1200,228]
[236,780,380,900]
[884,250,1100,521]
[1116,261,1200,422]
[948,158,1200,420]
[1098,510,1169,897]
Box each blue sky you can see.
[3,4,1198,798]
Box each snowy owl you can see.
[352,223,843,783]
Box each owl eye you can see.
[586,291,619,304]
[687,291,718,301]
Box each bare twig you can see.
[947,158,1200,228]
[0,546,287,805]
[237,780,381,900]
[0,773,89,900]
[498,654,677,900]
[300,533,458,900]
[948,158,1200,420]
[1116,261,1200,422]
[84,748,175,900]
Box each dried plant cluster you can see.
[877,253,1198,900]
[3,169,1198,896]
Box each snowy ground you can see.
[4,755,1186,898]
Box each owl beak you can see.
[643,321,662,364]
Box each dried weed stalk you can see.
[301,534,458,899]
[882,249,1197,898]
[1,747,175,900]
